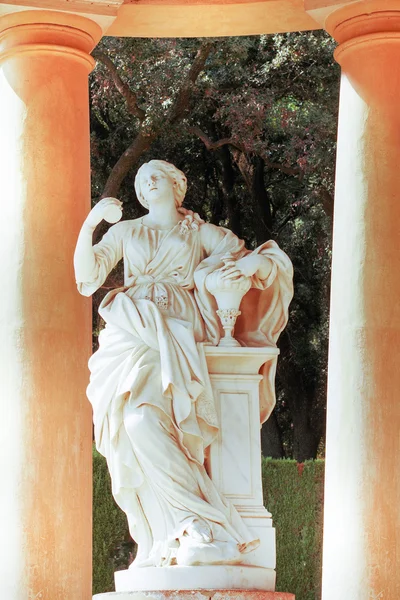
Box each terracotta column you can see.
[0,11,101,600]
[322,3,400,599]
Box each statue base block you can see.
[93,591,295,600]
[113,566,275,592]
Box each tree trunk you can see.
[231,151,273,244]
[99,41,214,200]
[101,128,158,199]
[291,401,321,462]
[210,159,225,225]
[251,156,273,243]
[277,331,322,461]
[261,410,284,458]
[215,146,242,237]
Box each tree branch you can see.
[92,50,146,121]
[168,42,214,124]
[188,126,243,152]
[275,198,317,235]
[261,153,304,179]
[275,211,296,235]
[100,41,215,199]
[101,129,157,198]
[318,185,334,219]
[190,126,303,179]
[230,147,253,190]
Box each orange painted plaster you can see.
[0,11,97,600]
[107,0,319,37]
[322,4,400,599]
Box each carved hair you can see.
[134,160,187,209]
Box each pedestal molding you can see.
[209,373,264,382]
[237,505,273,518]
[204,345,279,375]
[94,589,295,600]
[114,566,276,593]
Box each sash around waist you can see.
[130,274,192,288]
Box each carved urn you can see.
[205,257,251,347]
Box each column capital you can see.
[307,0,400,105]
[0,0,123,34]
[0,10,102,71]
[325,0,400,39]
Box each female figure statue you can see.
[74,160,293,569]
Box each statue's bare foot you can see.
[176,536,242,566]
[184,518,213,544]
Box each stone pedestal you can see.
[95,591,295,600]
[205,346,278,575]
[115,566,275,592]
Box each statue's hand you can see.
[234,255,263,277]
[220,254,262,280]
[85,197,123,229]
[221,254,272,280]
[233,254,272,279]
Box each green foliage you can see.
[90,32,339,459]
[93,449,324,599]
[263,458,325,600]
[92,447,135,594]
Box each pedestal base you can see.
[114,566,275,592]
[94,591,295,600]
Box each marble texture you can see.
[115,565,275,592]
[205,258,251,346]
[205,347,278,571]
[94,591,294,600]
[74,160,293,590]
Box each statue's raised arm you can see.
[74,196,123,294]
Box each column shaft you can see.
[0,12,100,600]
[322,7,400,598]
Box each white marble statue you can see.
[74,160,293,571]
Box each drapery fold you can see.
[78,218,293,565]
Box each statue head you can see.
[134,160,187,209]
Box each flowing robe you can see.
[77,218,293,567]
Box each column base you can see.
[94,590,295,600]
[114,566,275,592]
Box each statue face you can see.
[140,166,175,206]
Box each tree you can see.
[89,32,340,460]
